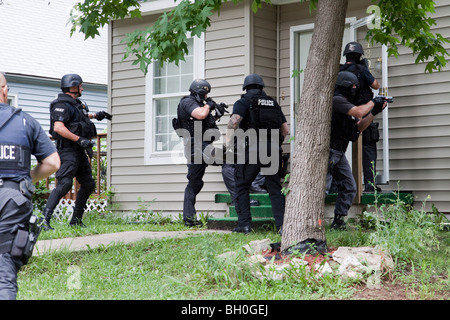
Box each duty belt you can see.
[0,179,20,191]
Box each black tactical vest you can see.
[339,63,374,105]
[49,99,97,142]
[0,106,32,179]
[177,95,218,141]
[241,92,283,131]
[330,94,359,152]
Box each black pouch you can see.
[172,118,180,131]
[19,180,35,200]
[11,229,28,259]
[371,122,380,142]
[363,122,380,143]
[349,124,360,142]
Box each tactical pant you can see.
[326,148,356,216]
[0,186,33,300]
[222,164,267,212]
[234,163,285,229]
[363,140,377,189]
[221,164,239,211]
[44,147,95,218]
[183,163,207,222]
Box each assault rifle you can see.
[377,95,394,103]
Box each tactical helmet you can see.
[343,42,364,56]
[189,79,211,97]
[61,74,83,91]
[336,71,359,88]
[242,74,265,90]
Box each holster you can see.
[0,216,42,265]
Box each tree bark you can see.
[281,0,349,252]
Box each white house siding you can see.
[0,0,107,85]
[111,0,450,215]
[1,0,108,146]
[277,0,450,213]
[109,2,251,214]
[6,74,107,134]
[386,0,450,212]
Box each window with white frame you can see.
[145,35,204,165]
[7,92,17,108]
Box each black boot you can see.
[43,208,54,231]
[232,225,252,234]
[69,210,87,228]
[184,218,203,227]
[330,214,346,230]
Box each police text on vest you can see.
[0,145,16,160]
[258,99,274,106]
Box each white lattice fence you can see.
[53,198,108,220]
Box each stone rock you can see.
[314,261,333,276]
[243,239,272,254]
[366,273,382,290]
[332,246,394,273]
[338,254,369,279]
[216,251,237,260]
[247,254,267,265]
[251,257,310,281]
[290,258,309,269]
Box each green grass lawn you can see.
[16,209,449,301]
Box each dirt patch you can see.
[352,283,410,300]
[261,247,337,268]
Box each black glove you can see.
[371,96,385,116]
[205,97,217,110]
[76,137,94,149]
[217,103,228,115]
[96,111,112,121]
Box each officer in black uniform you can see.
[0,73,60,300]
[43,74,112,231]
[327,71,387,230]
[226,74,289,234]
[176,79,226,227]
[340,42,381,193]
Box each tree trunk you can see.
[281,0,349,252]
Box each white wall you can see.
[0,0,107,84]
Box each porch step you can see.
[210,193,275,225]
[214,193,272,206]
[210,191,414,223]
[359,191,414,205]
[325,192,414,205]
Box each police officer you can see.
[226,74,288,234]
[177,79,225,227]
[340,42,381,193]
[43,74,112,231]
[327,71,387,230]
[0,73,60,300]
